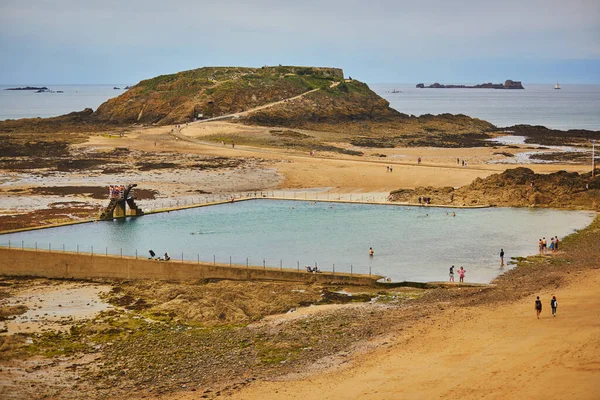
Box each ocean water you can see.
[1,200,594,283]
[371,83,600,131]
[0,84,126,121]
[2,83,599,131]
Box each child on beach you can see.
[551,296,558,316]
[500,249,505,266]
[369,247,374,257]
[535,296,542,319]
[554,236,559,252]
[449,265,455,282]
[458,266,466,283]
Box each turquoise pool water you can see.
[2,200,595,283]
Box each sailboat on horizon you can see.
[554,83,561,90]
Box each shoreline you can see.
[219,213,600,400]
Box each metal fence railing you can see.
[0,241,380,278]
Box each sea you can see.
[0,84,128,121]
[1,83,599,130]
[371,83,600,131]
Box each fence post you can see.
[263,259,266,269]
[297,261,299,271]
[181,252,184,263]
[213,255,216,265]
[198,254,200,264]
[106,247,108,257]
[333,264,335,274]
[230,256,232,267]
[246,257,249,268]
[280,260,282,270]
[351,264,353,275]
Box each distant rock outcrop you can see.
[5,86,48,91]
[416,80,524,89]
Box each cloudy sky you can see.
[1,0,599,84]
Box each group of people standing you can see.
[418,196,432,204]
[538,236,560,254]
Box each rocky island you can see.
[416,80,524,89]
[5,86,49,91]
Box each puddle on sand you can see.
[0,284,113,334]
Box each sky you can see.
[1,0,599,84]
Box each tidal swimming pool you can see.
[2,200,595,283]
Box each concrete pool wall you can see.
[0,248,383,286]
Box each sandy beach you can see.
[223,268,600,400]
[1,120,598,399]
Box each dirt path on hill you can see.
[222,269,600,400]
[187,82,336,124]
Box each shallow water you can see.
[2,200,594,283]
[486,135,591,164]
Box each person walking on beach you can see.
[500,249,505,266]
[458,266,466,283]
[449,265,455,282]
[554,236,559,252]
[535,296,543,319]
[550,296,558,317]
[538,239,543,254]
[549,237,555,252]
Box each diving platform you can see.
[99,184,144,220]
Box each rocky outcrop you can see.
[0,108,108,133]
[416,80,524,89]
[242,80,400,126]
[93,66,347,125]
[5,86,48,91]
[389,168,600,210]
